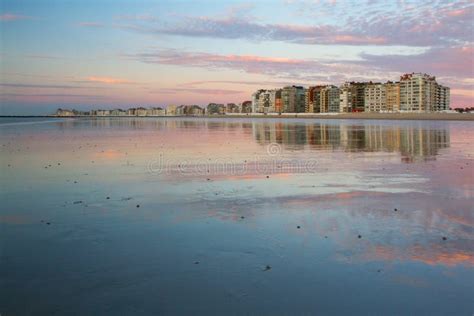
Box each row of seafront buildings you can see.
[56,73,451,117]
[56,103,250,117]
[252,73,450,113]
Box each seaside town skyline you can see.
[56,72,454,116]
[1,0,473,115]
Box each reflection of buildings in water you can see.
[252,122,450,161]
[56,118,450,162]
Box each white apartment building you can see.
[339,84,352,113]
[364,83,387,112]
[399,73,437,112]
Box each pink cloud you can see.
[114,1,473,47]
[78,22,104,27]
[152,88,245,96]
[87,76,134,84]
[333,35,386,44]
[0,13,31,22]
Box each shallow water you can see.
[1,117,473,315]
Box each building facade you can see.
[385,82,400,112]
[339,83,352,113]
[435,84,450,111]
[364,83,386,112]
[321,85,340,113]
[399,73,437,112]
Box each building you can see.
[96,109,110,116]
[339,83,352,113]
[399,73,437,112]
[110,109,127,116]
[321,85,340,113]
[385,82,400,112]
[306,86,321,113]
[258,90,271,113]
[241,101,252,113]
[435,84,450,111]
[135,107,147,116]
[225,103,239,113]
[281,86,306,113]
[251,90,265,113]
[56,108,77,116]
[207,103,225,115]
[166,105,177,116]
[274,90,282,113]
[311,86,325,113]
[364,83,386,112]
[349,82,369,112]
[146,107,165,116]
[175,105,204,116]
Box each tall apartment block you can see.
[435,84,450,111]
[282,86,306,113]
[364,83,386,112]
[399,73,437,112]
[339,83,352,113]
[321,86,341,113]
[385,82,400,112]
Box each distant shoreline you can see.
[1,113,473,121]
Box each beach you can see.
[1,117,473,314]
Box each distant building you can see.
[136,107,147,116]
[241,101,252,113]
[207,103,225,115]
[96,109,110,116]
[187,105,205,116]
[110,109,127,116]
[225,103,239,113]
[56,108,75,116]
[147,107,165,116]
[166,105,177,116]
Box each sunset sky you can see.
[1,0,473,115]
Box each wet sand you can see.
[1,117,473,314]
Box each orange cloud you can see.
[87,76,134,84]
[333,35,387,44]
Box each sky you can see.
[0,0,473,115]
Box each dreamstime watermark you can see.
[147,143,318,176]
